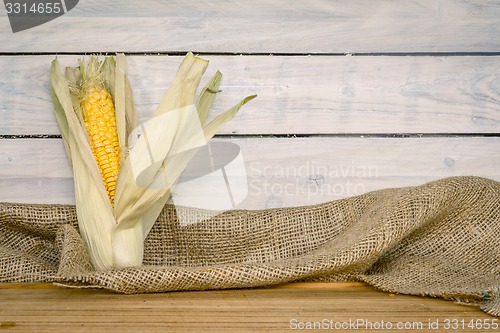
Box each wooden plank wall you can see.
[0,0,499,209]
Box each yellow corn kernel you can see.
[81,85,120,205]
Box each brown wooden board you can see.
[0,282,495,332]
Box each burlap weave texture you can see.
[1,176,499,316]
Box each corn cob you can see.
[51,52,255,270]
[81,85,120,205]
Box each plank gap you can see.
[216,133,500,139]
[2,51,500,57]
[1,133,499,140]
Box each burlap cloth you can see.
[0,176,498,316]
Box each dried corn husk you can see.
[50,52,256,270]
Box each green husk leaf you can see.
[115,53,209,228]
[51,57,111,202]
[101,56,125,151]
[50,58,116,270]
[64,65,80,86]
[196,70,222,125]
[50,63,72,160]
[116,56,256,233]
[135,94,258,238]
[136,145,200,238]
[122,61,138,143]
[112,222,143,267]
[112,54,137,151]
[71,144,116,269]
[114,112,199,229]
[64,66,85,126]
[111,55,127,153]
[153,51,208,116]
[138,189,172,239]
[203,94,257,140]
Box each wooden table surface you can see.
[0,282,495,332]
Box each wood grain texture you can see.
[0,282,493,332]
[1,55,499,135]
[1,137,498,207]
[1,0,500,53]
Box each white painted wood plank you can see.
[0,0,499,53]
[1,138,498,207]
[1,55,499,135]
